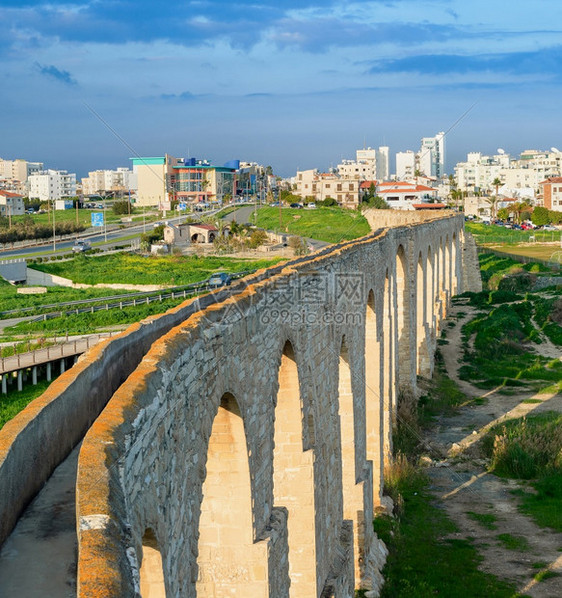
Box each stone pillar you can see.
[17,370,22,392]
[46,362,52,381]
[32,366,37,386]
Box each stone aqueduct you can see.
[0,212,481,597]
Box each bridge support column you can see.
[60,359,65,375]
[46,362,52,381]
[1,376,6,395]
[17,370,22,392]
[32,366,37,386]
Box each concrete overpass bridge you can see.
[0,211,481,597]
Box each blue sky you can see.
[1,0,562,178]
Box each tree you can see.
[497,207,510,221]
[492,177,502,198]
[511,201,532,224]
[484,196,499,220]
[531,206,550,226]
[113,200,134,215]
[364,196,389,209]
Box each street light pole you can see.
[103,195,107,243]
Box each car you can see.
[289,202,303,209]
[25,208,36,214]
[97,203,104,209]
[270,202,280,207]
[542,224,558,231]
[207,272,231,288]
[72,240,91,253]
[306,202,316,209]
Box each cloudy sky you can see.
[2,0,562,178]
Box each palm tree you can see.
[512,201,532,224]
[492,177,502,198]
[484,195,498,220]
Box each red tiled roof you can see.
[190,224,217,231]
[360,180,378,189]
[0,190,23,198]
[540,177,562,184]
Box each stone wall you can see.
[76,214,475,597]
[0,258,302,547]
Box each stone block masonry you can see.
[1,211,479,597]
[75,212,477,597]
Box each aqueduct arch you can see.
[0,212,481,598]
[197,393,268,596]
[273,341,317,597]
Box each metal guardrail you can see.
[3,271,255,324]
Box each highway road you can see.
[0,213,196,260]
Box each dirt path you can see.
[425,301,562,597]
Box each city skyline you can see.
[2,0,562,178]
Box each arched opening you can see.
[273,341,317,597]
[451,233,458,295]
[140,528,166,598]
[382,271,393,461]
[338,338,365,586]
[436,238,446,323]
[416,253,430,377]
[426,247,435,358]
[365,290,383,505]
[197,393,268,596]
[395,245,412,393]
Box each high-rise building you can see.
[419,132,445,178]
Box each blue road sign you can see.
[91,212,104,227]
[179,202,187,210]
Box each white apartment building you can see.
[28,169,77,202]
[82,167,138,196]
[337,147,389,182]
[419,132,445,178]
[455,152,507,192]
[0,190,25,217]
[395,151,416,180]
[455,149,562,199]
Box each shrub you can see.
[482,413,562,479]
[112,200,134,215]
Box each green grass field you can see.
[466,221,562,246]
[254,206,370,243]
[0,380,52,430]
[0,285,140,316]
[29,253,286,286]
